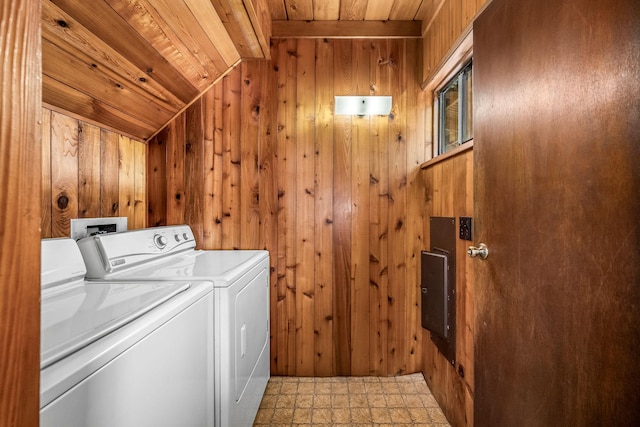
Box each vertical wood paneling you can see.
[422,0,488,85]
[100,129,120,218]
[133,138,146,229]
[211,84,224,249]
[350,40,371,376]
[240,62,262,249]
[146,127,167,226]
[0,1,41,423]
[421,148,474,427]
[257,58,278,373]
[314,38,335,376]
[332,40,353,375]
[41,108,147,236]
[222,69,242,249]
[387,39,408,375]
[405,38,426,375]
[295,38,317,376]
[42,109,52,238]
[202,89,216,248]
[369,40,390,376]
[147,39,429,378]
[185,99,205,245]
[275,39,299,374]
[51,112,79,237]
[166,115,186,225]
[118,135,135,226]
[78,122,101,218]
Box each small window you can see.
[438,62,473,155]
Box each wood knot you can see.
[56,195,69,210]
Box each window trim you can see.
[424,29,474,159]
[438,61,473,155]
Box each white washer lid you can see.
[41,281,189,369]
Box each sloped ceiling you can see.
[42,0,436,140]
[42,0,270,140]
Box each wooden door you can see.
[473,0,640,425]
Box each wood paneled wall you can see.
[0,1,41,425]
[147,38,430,377]
[41,108,147,238]
[421,147,474,427]
[422,0,488,83]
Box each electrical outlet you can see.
[459,217,472,241]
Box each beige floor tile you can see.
[292,407,312,423]
[408,407,433,423]
[264,382,281,395]
[313,394,332,408]
[331,394,351,408]
[348,382,367,394]
[370,407,392,423]
[271,407,294,423]
[295,394,313,408]
[280,382,299,394]
[428,407,450,423]
[314,382,331,394]
[389,407,413,423]
[349,394,369,408]
[275,394,297,408]
[254,374,451,427]
[297,382,315,394]
[364,381,384,393]
[259,394,277,408]
[331,408,351,423]
[385,393,406,408]
[403,393,426,407]
[422,393,440,408]
[311,408,332,424]
[381,382,401,393]
[331,382,349,394]
[398,382,419,394]
[350,407,372,423]
[253,408,274,424]
[367,393,387,408]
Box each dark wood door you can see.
[473,0,640,425]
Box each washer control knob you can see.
[174,234,181,242]
[183,233,188,240]
[154,234,168,249]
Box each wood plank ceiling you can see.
[42,0,271,141]
[42,0,437,141]
[266,0,429,20]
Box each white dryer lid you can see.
[41,281,189,369]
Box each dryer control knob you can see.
[154,234,168,249]
[174,234,181,242]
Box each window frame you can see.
[437,61,473,155]
[425,29,474,159]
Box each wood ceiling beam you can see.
[271,20,422,38]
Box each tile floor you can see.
[253,373,451,426]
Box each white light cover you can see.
[334,96,392,116]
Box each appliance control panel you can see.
[77,225,196,278]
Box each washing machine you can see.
[40,238,214,427]
[77,225,270,427]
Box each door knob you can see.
[467,243,489,259]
